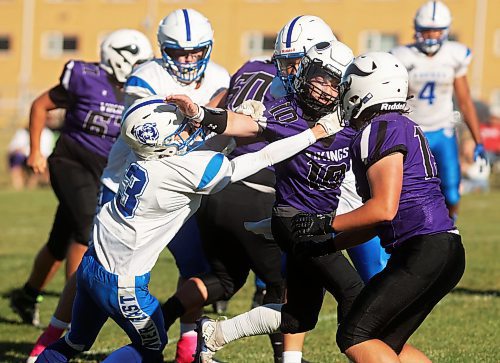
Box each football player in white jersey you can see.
[391,0,486,219]
[34,95,339,363]
[99,9,230,362]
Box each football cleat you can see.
[10,289,42,327]
[193,317,225,363]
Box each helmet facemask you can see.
[273,15,337,95]
[293,55,341,119]
[161,42,212,84]
[157,9,214,84]
[123,97,207,159]
[413,1,452,55]
[273,53,304,95]
[414,27,448,55]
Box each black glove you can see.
[291,212,335,239]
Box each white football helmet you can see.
[274,15,336,94]
[340,52,408,128]
[157,8,214,83]
[121,96,206,159]
[414,1,452,54]
[100,29,154,83]
[292,40,353,118]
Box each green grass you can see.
[0,189,499,362]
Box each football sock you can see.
[283,351,302,363]
[161,296,185,331]
[270,332,284,361]
[50,316,70,330]
[180,323,196,336]
[220,304,283,344]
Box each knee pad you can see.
[279,307,318,334]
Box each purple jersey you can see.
[350,113,455,250]
[262,97,355,213]
[225,59,276,158]
[57,60,125,157]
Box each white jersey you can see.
[391,41,471,132]
[100,59,230,192]
[93,129,317,276]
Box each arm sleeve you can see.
[230,128,317,183]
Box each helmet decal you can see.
[132,123,160,145]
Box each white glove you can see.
[234,100,267,122]
[316,111,344,136]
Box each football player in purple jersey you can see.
[8,29,153,363]
[166,40,366,363]
[291,52,465,362]
[160,15,340,363]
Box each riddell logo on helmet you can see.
[281,48,297,53]
[380,103,406,111]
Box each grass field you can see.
[0,188,498,363]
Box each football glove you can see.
[315,111,343,136]
[234,100,267,122]
[473,143,487,161]
[291,212,335,239]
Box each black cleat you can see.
[10,289,42,327]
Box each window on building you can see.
[242,32,276,58]
[359,31,398,52]
[0,35,10,52]
[42,33,78,58]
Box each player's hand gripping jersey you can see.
[391,41,471,131]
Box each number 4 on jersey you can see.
[418,81,436,105]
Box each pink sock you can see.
[29,324,65,357]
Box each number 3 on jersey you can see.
[418,81,436,105]
[117,163,149,218]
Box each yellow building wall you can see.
[0,0,499,127]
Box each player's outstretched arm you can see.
[229,125,328,183]
[166,94,260,138]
